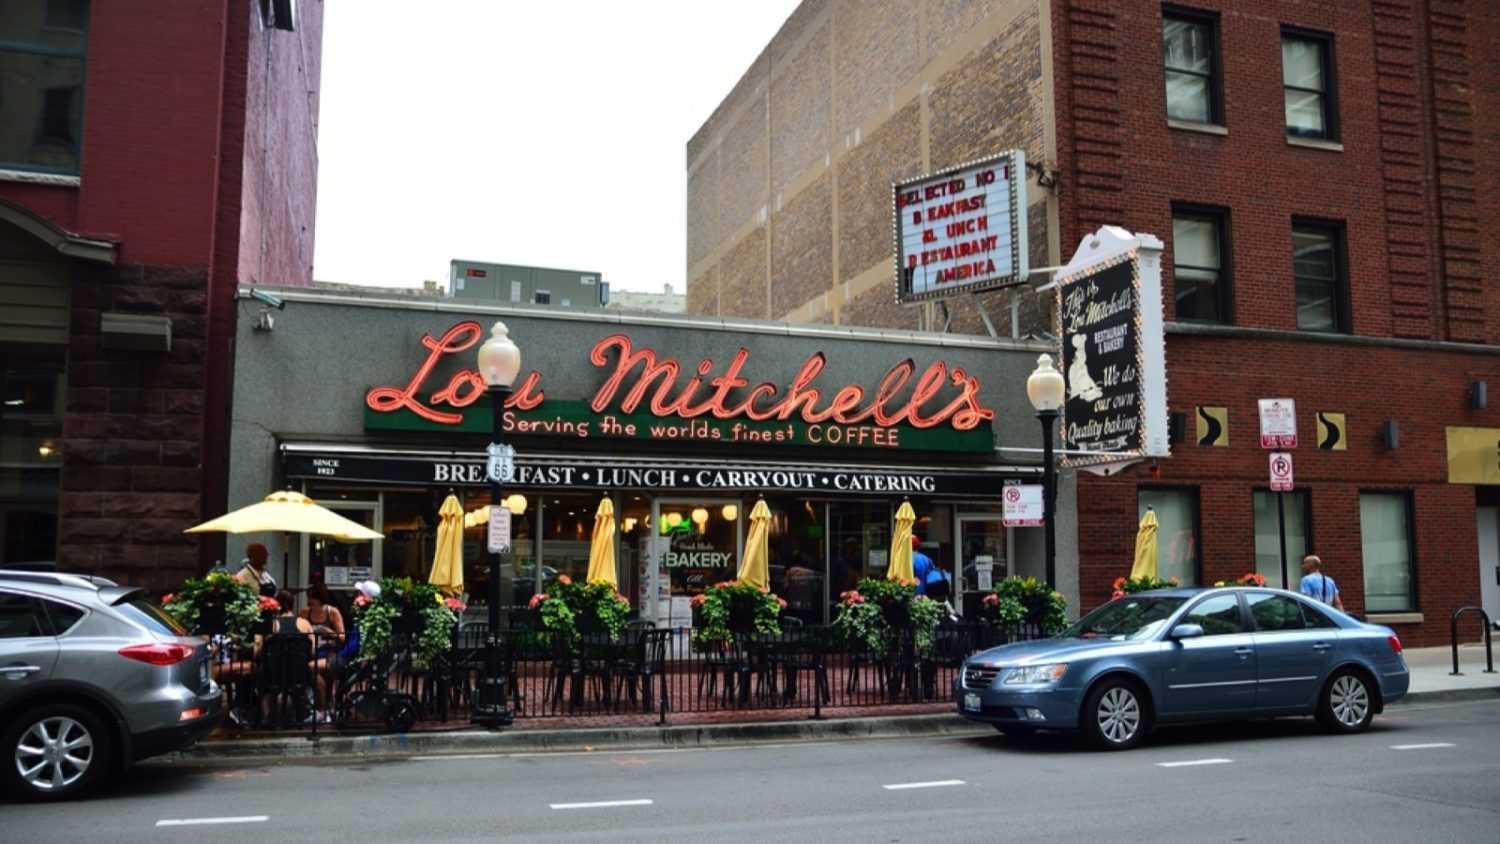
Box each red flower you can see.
[1112,576,1127,590]
[258,596,280,612]
[444,597,466,612]
[1111,590,1125,601]
[776,597,788,609]
[161,593,175,605]
[528,593,550,610]
[354,594,371,609]
[689,594,706,608]
[1168,576,1180,587]
[557,574,572,586]
[982,594,999,607]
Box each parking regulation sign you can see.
[1269,452,1294,492]
[1002,483,1044,527]
[1258,399,1298,449]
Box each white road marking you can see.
[156,816,269,827]
[1389,742,1456,750]
[549,799,653,810]
[883,779,966,790]
[1156,758,1234,768]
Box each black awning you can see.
[281,442,1036,498]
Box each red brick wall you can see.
[1051,0,1500,645]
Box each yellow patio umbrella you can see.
[184,490,384,587]
[887,499,916,582]
[1129,508,1159,581]
[736,498,771,591]
[427,494,465,594]
[585,496,618,587]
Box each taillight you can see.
[118,643,194,666]
[1387,635,1403,655]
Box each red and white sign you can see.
[894,150,1028,303]
[1258,399,1298,449]
[1002,483,1044,527]
[1269,452,1295,492]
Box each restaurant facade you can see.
[225,288,1079,623]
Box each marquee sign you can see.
[284,451,1022,497]
[893,149,1029,303]
[364,323,997,453]
[1054,227,1169,465]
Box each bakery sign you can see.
[363,322,996,453]
[1055,226,1169,465]
[892,150,1029,303]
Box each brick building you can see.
[687,0,1500,644]
[0,0,323,588]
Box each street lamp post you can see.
[1027,354,1065,589]
[474,321,520,728]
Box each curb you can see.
[156,713,991,765]
[1392,686,1500,706]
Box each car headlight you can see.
[1002,663,1068,685]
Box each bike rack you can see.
[1449,606,1496,675]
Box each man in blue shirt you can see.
[911,536,934,595]
[1298,554,1345,611]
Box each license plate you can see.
[963,693,982,712]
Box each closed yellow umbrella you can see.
[1129,508,1159,581]
[736,499,771,590]
[585,496,618,586]
[887,500,916,582]
[428,494,465,594]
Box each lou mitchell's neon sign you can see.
[366,321,995,431]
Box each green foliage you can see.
[353,576,458,669]
[161,572,261,643]
[531,576,632,643]
[1114,575,1180,594]
[989,576,1069,635]
[691,580,783,647]
[832,578,943,657]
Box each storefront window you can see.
[829,501,891,606]
[1254,490,1309,589]
[1139,488,1199,586]
[1,350,64,565]
[541,493,599,589]
[1361,492,1415,612]
[618,494,653,610]
[660,498,739,600]
[766,498,824,624]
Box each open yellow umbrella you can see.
[887,500,916,582]
[736,499,771,591]
[428,494,465,594]
[185,490,384,541]
[1129,508,1159,581]
[585,496,618,586]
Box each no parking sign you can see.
[1269,452,1294,492]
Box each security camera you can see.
[248,288,286,310]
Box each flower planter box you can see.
[393,607,424,637]
[195,604,228,636]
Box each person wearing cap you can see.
[235,542,278,597]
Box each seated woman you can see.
[300,585,346,690]
[255,590,326,724]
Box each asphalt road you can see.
[6,699,1499,843]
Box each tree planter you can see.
[195,604,227,636]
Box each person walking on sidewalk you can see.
[1299,554,1344,612]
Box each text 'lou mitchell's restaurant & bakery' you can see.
[225,289,1078,625]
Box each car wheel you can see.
[1082,679,1150,750]
[1,704,114,801]
[1318,670,1375,734]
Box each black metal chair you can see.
[775,622,830,706]
[257,634,314,728]
[611,624,669,712]
[696,633,750,707]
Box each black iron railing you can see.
[208,620,1048,734]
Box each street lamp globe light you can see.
[1027,353,1065,412]
[478,321,522,388]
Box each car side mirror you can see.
[1170,623,1204,640]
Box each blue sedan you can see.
[956,587,1410,749]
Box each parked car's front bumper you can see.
[953,677,1080,730]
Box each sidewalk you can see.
[172,643,1498,765]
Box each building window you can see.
[533,290,551,306]
[0,0,90,175]
[1139,488,1199,586]
[1253,490,1310,590]
[1360,493,1416,613]
[1171,206,1230,323]
[1163,9,1220,124]
[1282,30,1336,140]
[1292,221,1348,332]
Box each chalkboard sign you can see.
[1059,259,1143,455]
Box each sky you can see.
[311,1,801,293]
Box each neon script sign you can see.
[365,321,995,433]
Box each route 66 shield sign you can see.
[487,442,515,483]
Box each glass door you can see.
[299,499,383,600]
[957,516,1007,616]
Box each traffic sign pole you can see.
[1277,490,1288,590]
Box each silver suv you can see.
[0,570,221,800]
